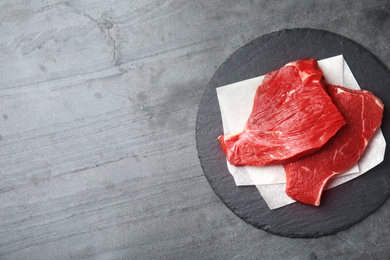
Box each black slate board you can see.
[196,28,390,238]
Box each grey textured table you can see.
[1,1,390,259]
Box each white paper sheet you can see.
[216,55,386,209]
[217,55,359,186]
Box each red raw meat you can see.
[219,59,346,166]
[284,85,384,206]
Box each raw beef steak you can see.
[284,85,384,206]
[219,59,346,166]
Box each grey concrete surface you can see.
[1,0,390,259]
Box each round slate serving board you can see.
[196,28,390,238]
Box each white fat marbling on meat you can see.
[285,61,314,81]
[375,97,384,109]
[336,88,347,94]
[364,138,368,147]
[301,166,310,172]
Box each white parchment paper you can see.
[216,55,386,209]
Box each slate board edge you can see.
[195,27,390,238]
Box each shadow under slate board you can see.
[196,28,390,238]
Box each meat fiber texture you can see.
[218,59,346,167]
[256,57,386,209]
[216,55,386,209]
[284,85,384,206]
